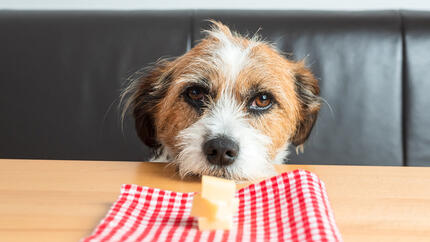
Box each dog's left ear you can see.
[291,62,321,146]
[121,60,172,149]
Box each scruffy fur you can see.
[121,21,320,181]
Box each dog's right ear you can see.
[121,60,172,149]
[291,62,321,147]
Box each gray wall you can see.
[1,0,430,10]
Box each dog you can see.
[121,21,320,181]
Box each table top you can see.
[1,159,430,242]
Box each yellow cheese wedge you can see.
[190,194,219,220]
[191,195,239,221]
[201,175,236,201]
[213,198,239,220]
[191,175,238,230]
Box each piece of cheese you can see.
[191,175,238,231]
[190,194,219,220]
[191,195,239,221]
[201,175,236,201]
[213,198,239,219]
[196,198,239,231]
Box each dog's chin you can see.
[174,157,277,181]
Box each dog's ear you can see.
[291,62,321,146]
[123,61,172,149]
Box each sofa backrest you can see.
[403,11,430,167]
[0,10,428,166]
[0,11,191,161]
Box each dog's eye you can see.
[254,94,271,107]
[187,87,205,101]
[183,86,209,112]
[249,93,273,112]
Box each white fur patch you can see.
[208,29,258,85]
[273,142,290,164]
[216,41,249,82]
[175,92,276,181]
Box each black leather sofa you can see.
[0,10,429,166]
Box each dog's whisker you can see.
[320,96,335,118]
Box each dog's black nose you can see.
[203,136,239,166]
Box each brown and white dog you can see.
[122,21,320,181]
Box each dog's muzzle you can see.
[203,136,239,166]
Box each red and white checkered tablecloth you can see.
[82,170,342,242]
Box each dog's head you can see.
[122,21,320,180]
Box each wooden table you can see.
[1,159,430,242]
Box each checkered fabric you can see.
[82,170,342,242]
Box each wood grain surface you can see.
[1,159,430,242]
